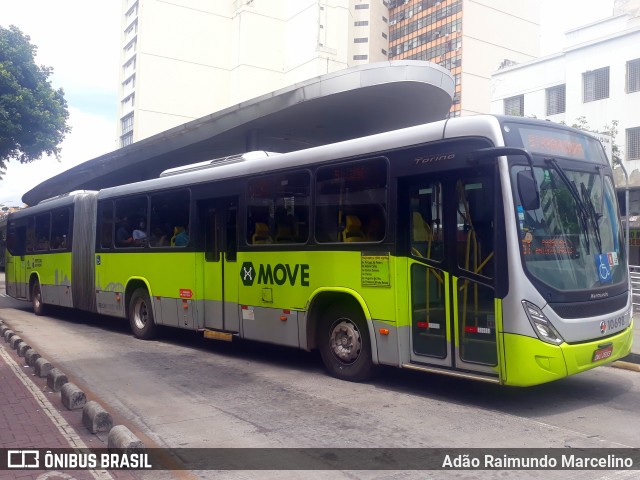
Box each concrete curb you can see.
[0,318,146,450]
[82,400,113,433]
[24,348,41,367]
[34,357,53,378]
[82,400,114,433]
[17,341,31,357]
[9,335,23,349]
[108,425,145,452]
[61,383,87,410]
[611,360,640,373]
[47,367,69,392]
[3,329,15,342]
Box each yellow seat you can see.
[342,215,367,242]
[252,223,273,244]
[412,212,432,242]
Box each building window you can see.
[546,85,566,115]
[353,55,368,60]
[121,113,134,135]
[355,21,369,26]
[504,95,524,116]
[354,37,369,43]
[628,127,640,161]
[382,32,387,39]
[382,16,388,23]
[583,67,609,102]
[382,49,387,56]
[627,58,640,93]
[355,4,369,9]
[121,132,133,148]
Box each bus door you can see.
[405,170,498,377]
[202,197,240,332]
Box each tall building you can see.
[387,0,540,117]
[118,0,389,146]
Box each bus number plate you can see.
[592,345,613,362]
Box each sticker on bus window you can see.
[607,252,619,266]
[595,254,612,284]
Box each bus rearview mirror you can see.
[517,170,540,210]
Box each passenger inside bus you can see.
[132,220,147,245]
[171,226,190,246]
[116,217,135,246]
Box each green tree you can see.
[0,25,70,177]
[565,116,622,167]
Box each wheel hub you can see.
[330,320,362,363]
[134,299,148,330]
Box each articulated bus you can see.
[4,115,633,386]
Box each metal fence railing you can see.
[630,265,640,313]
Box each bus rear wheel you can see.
[32,281,45,316]
[129,288,157,340]
[318,304,374,382]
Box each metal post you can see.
[618,161,630,264]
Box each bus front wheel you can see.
[32,281,45,316]
[129,288,157,340]
[318,304,374,382]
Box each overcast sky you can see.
[0,0,616,206]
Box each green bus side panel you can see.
[7,253,73,306]
[235,250,398,322]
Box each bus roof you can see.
[97,115,505,200]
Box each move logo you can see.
[240,262,310,287]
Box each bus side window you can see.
[115,195,148,248]
[26,217,35,253]
[149,189,190,248]
[34,213,51,252]
[315,158,388,244]
[247,171,310,245]
[51,208,71,250]
[99,201,114,249]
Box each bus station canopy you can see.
[23,61,454,206]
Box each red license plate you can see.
[592,345,613,362]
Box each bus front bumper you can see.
[502,318,634,387]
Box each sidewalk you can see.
[0,319,139,480]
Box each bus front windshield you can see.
[510,163,626,291]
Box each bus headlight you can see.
[522,301,564,346]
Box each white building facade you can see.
[490,10,640,178]
[118,0,389,146]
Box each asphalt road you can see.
[1,273,639,480]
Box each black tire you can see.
[32,281,46,316]
[128,288,157,339]
[318,303,375,382]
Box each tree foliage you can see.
[569,116,622,167]
[0,25,70,176]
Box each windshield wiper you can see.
[545,158,591,255]
[581,182,603,254]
